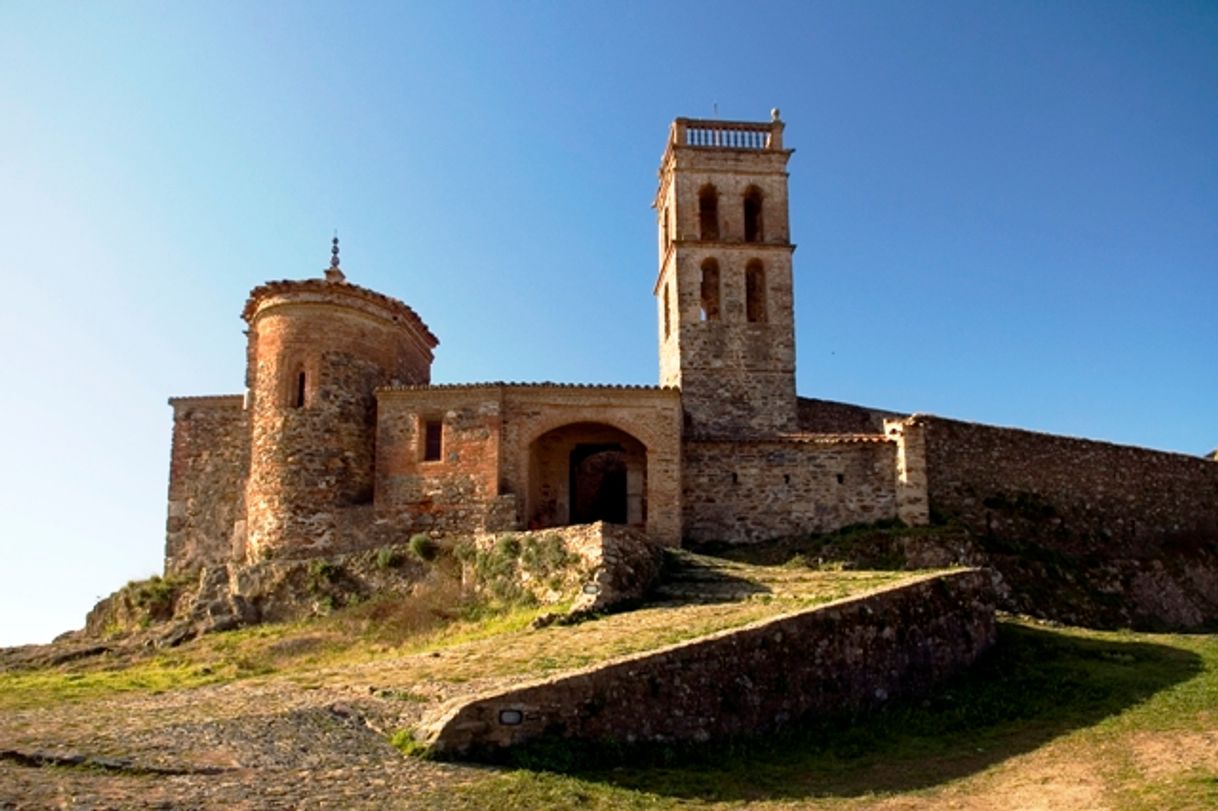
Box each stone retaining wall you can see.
[422,569,994,757]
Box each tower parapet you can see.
[241,243,438,561]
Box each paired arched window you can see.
[743,187,763,243]
[745,260,766,323]
[699,258,720,321]
[698,185,719,241]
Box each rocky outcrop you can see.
[78,524,665,650]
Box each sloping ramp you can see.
[421,569,995,758]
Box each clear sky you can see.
[1,1,1215,646]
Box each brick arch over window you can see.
[279,356,314,408]
[743,186,764,243]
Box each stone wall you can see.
[921,416,1218,545]
[165,396,249,575]
[464,523,663,616]
[682,436,900,544]
[921,415,1218,628]
[423,569,995,757]
[798,397,903,434]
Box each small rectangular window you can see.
[423,420,443,461]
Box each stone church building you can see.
[164,112,1216,575]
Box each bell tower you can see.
[654,109,797,436]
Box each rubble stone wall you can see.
[797,397,903,434]
[425,569,995,756]
[921,415,1218,544]
[165,396,249,574]
[682,437,899,544]
[243,291,433,561]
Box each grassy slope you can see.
[0,557,912,712]
[3,548,1214,809]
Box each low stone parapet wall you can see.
[422,569,995,757]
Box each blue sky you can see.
[1,1,1214,645]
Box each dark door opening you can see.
[569,443,627,524]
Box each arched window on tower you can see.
[662,208,671,252]
[700,258,720,321]
[743,187,763,243]
[284,363,308,408]
[698,185,719,241]
[745,260,767,323]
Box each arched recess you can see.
[527,422,647,530]
[743,186,764,242]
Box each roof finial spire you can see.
[325,231,346,283]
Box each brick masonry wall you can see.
[376,387,504,534]
[682,437,900,544]
[423,569,995,756]
[922,416,1218,544]
[499,386,683,545]
[165,396,249,574]
[376,385,684,545]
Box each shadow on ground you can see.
[504,621,1203,802]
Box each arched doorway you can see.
[527,423,646,530]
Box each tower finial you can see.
[325,231,346,282]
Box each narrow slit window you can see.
[698,185,719,240]
[294,371,306,408]
[424,419,443,462]
[745,261,767,323]
[700,258,720,321]
[663,284,672,338]
[743,187,763,242]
